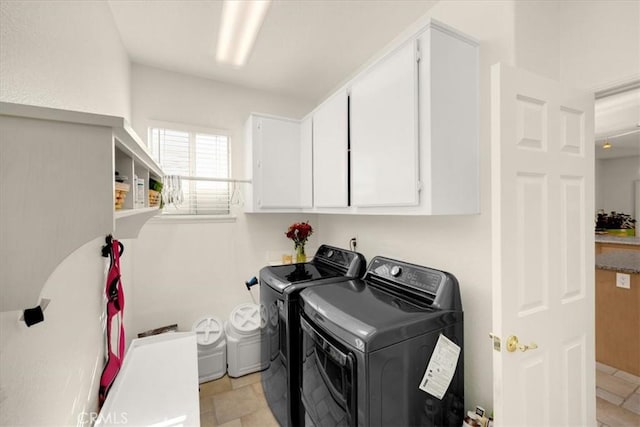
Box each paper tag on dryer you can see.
[419,334,461,399]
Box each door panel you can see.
[515,172,549,315]
[350,40,419,207]
[258,116,301,208]
[491,63,595,426]
[313,91,349,208]
[300,116,313,208]
[560,176,586,302]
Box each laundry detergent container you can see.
[192,316,226,383]
[225,303,267,377]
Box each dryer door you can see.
[300,316,356,427]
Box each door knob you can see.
[506,335,538,352]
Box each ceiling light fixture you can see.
[602,139,612,149]
[216,0,271,67]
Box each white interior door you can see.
[491,63,595,426]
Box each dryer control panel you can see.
[365,257,461,311]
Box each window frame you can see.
[147,120,234,219]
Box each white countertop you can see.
[96,332,200,427]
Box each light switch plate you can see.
[616,273,631,289]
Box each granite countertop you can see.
[595,234,640,246]
[596,250,640,274]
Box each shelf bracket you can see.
[20,298,51,327]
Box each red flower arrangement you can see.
[285,221,313,249]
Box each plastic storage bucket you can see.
[225,303,267,377]
[192,316,226,383]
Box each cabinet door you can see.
[256,116,302,208]
[420,25,479,214]
[350,40,419,207]
[313,90,349,207]
[299,116,313,208]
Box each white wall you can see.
[596,156,640,217]
[514,0,640,91]
[557,0,640,91]
[0,2,132,425]
[130,64,317,335]
[595,159,604,213]
[0,0,131,119]
[0,237,132,426]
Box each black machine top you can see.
[299,256,463,352]
[259,245,366,293]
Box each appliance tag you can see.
[419,334,461,399]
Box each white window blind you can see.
[150,127,231,215]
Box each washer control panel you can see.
[315,245,354,269]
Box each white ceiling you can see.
[595,87,640,159]
[107,0,437,104]
[595,131,640,160]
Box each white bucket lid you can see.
[228,303,263,335]
[192,316,225,347]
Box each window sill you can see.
[148,214,237,224]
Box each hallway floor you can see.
[199,366,640,426]
[596,362,640,426]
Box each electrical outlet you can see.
[349,236,358,251]
[616,273,631,289]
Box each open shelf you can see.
[0,102,164,311]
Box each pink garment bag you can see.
[99,237,125,407]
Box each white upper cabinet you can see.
[349,20,479,215]
[417,22,479,215]
[313,90,349,208]
[299,115,313,208]
[245,114,308,211]
[350,40,419,208]
[245,19,478,216]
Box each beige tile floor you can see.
[596,362,640,427]
[200,365,640,426]
[199,372,277,427]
